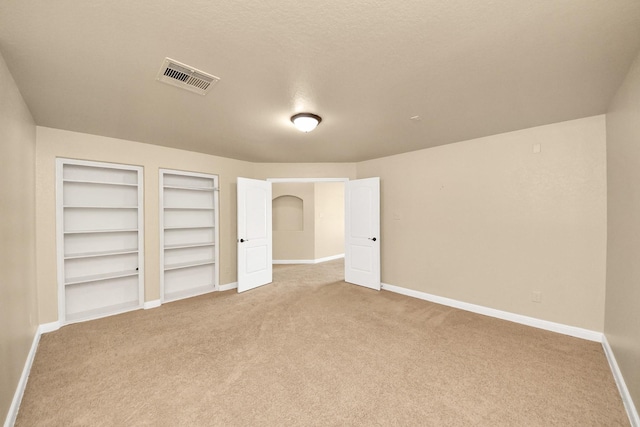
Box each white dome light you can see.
[291,113,322,133]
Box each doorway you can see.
[237,177,380,292]
[271,179,346,265]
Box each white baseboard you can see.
[219,282,238,291]
[38,321,60,334]
[143,299,161,310]
[273,260,315,265]
[380,282,603,342]
[273,254,345,265]
[315,253,345,263]
[602,335,640,427]
[4,326,42,427]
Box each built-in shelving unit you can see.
[56,159,144,324]
[160,169,219,303]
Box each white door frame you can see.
[268,178,349,184]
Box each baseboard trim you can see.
[273,254,345,265]
[273,260,314,265]
[219,282,238,291]
[315,254,345,263]
[380,283,603,342]
[38,321,60,334]
[143,300,161,310]
[602,335,640,427]
[4,326,42,427]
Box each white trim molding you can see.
[38,321,61,334]
[602,335,640,427]
[143,300,161,310]
[380,282,603,342]
[273,260,315,265]
[273,254,345,265]
[219,282,238,292]
[267,177,349,183]
[4,326,42,427]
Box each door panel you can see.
[237,178,272,292]
[345,177,380,290]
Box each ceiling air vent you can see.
[156,58,220,95]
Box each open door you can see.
[237,177,272,292]
[345,177,380,290]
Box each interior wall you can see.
[0,51,38,423]
[314,182,345,259]
[252,163,357,181]
[356,115,607,331]
[605,49,640,413]
[35,127,252,323]
[272,183,315,261]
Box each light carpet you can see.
[16,260,628,426]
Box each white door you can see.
[237,177,272,292]
[345,177,380,290]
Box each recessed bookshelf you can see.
[160,169,219,303]
[57,159,144,324]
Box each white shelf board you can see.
[163,206,214,210]
[164,242,215,250]
[164,260,215,271]
[64,205,138,209]
[64,248,139,260]
[63,179,138,187]
[65,300,140,323]
[64,228,138,235]
[65,269,139,286]
[163,284,216,303]
[163,184,215,192]
[164,225,214,230]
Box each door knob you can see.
[239,238,248,243]
[368,237,377,241]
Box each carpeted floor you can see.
[16,260,628,426]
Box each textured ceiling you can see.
[1,0,639,162]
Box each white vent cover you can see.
[156,58,220,95]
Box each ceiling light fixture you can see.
[291,113,322,133]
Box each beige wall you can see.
[314,182,344,259]
[273,183,315,260]
[253,163,356,180]
[0,52,38,423]
[605,50,640,413]
[357,116,607,331]
[12,112,612,393]
[35,127,252,323]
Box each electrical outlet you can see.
[532,291,542,303]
